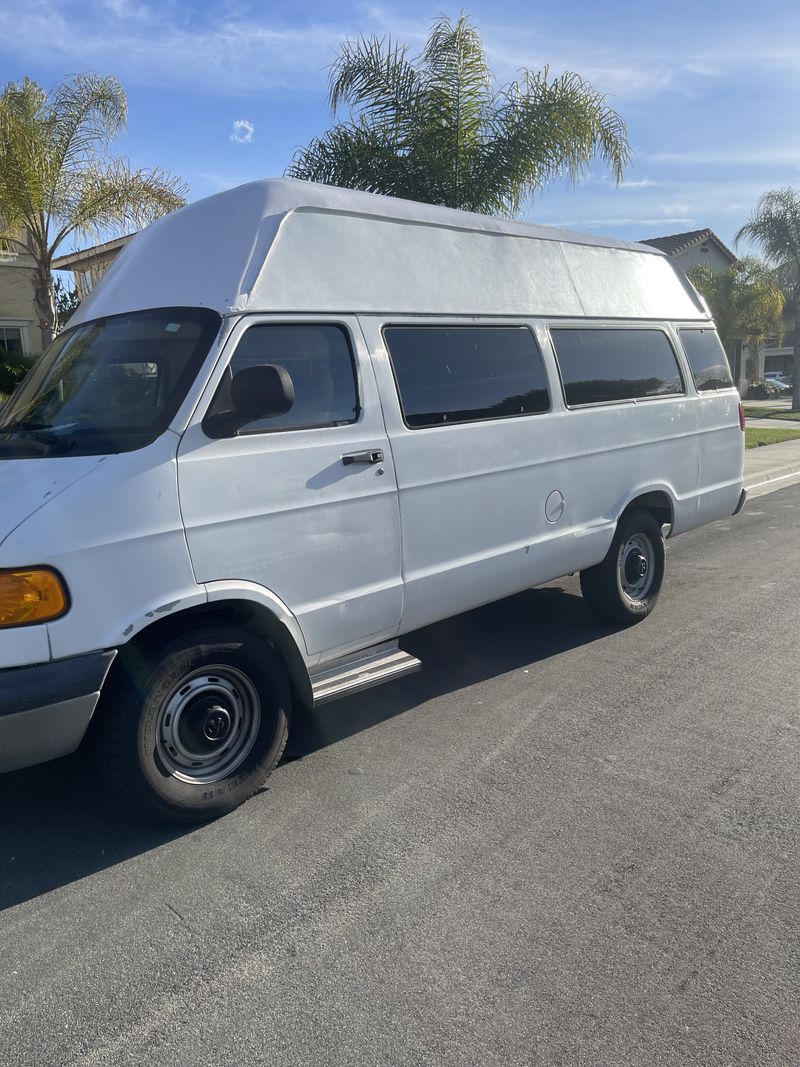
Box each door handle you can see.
[342,449,384,465]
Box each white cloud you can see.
[549,217,695,230]
[230,119,255,144]
[0,0,349,96]
[3,0,798,104]
[587,174,661,189]
[639,146,800,167]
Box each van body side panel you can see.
[551,402,700,536]
[689,391,745,526]
[364,316,707,635]
[558,245,701,320]
[259,213,584,317]
[362,317,601,633]
[23,437,206,659]
[177,315,404,659]
[0,626,51,671]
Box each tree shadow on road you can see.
[0,580,611,912]
[284,582,607,762]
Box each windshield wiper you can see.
[0,422,74,454]
[1,418,54,432]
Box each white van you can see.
[0,180,745,821]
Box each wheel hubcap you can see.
[618,533,655,602]
[156,666,261,784]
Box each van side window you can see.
[383,326,549,429]
[679,328,734,391]
[206,323,359,433]
[551,328,684,407]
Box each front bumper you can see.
[0,650,117,773]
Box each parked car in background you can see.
[764,372,792,391]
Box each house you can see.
[640,228,737,275]
[52,234,133,300]
[0,227,43,357]
[759,331,795,379]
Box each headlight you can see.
[0,568,69,628]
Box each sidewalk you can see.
[746,417,800,429]
[743,437,800,500]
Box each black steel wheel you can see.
[94,622,291,823]
[580,509,666,625]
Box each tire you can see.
[93,622,291,823]
[580,509,665,626]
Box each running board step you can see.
[310,641,421,706]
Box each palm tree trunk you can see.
[32,257,57,351]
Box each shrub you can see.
[747,377,785,399]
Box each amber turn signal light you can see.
[0,567,69,628]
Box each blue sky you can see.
[1,0,798,254]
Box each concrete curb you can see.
[741,437,800,501]
[744,463,800,500]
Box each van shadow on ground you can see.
[0,580,612,912]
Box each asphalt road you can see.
[2,486,800,1067]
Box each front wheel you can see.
[93,622,291,823]
[580,509,665,625]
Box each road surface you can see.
[2,486,799,1066]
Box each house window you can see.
[0,326,24,357]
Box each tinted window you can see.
[384,326,549,429]
[551,328,684,407]
[0,308,220,457]
[206,324,359,434]
[679,328,733,391]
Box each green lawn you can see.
[745,427,800,449]
[742,405,800,422]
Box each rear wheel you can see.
[94,622,291,823]
[580,509,665,625]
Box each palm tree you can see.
[287,15,630,216]
[736,188,800,410]
[688,257,784,384]
[0,74,187,349]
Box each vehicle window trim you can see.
[381,322,552,431]
[548,323,687,410]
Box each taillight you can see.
[738,402,746,431]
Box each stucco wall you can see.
[674,244,732,275]
[0,261,42,354]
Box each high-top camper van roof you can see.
[71,178,707,325]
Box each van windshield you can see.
[0,308,221,458]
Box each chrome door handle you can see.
[342,449,384,465]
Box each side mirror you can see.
[205,363,295,437]
[231,364,295,421]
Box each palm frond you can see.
[47,74,127,188]
[289,14,630,217]
[329,33,420,130]
[478,68,630,215]
[52,159,187,251]
[288,121,410,197]
[736,188,800,275]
